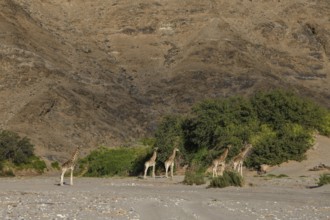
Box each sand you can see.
[0,176,329,220]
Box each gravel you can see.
[0,176,329,220]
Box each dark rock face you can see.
[0,0,329,159]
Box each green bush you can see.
[261,173,289,179]
[0,130,34,164]
[0,130,46,175]
[245,123,314,167]
[183,169,206,185]
[30,157,47,173]
[252,90,329,134]
[184,96,258,151]
[79,146,149,177]
[188,148,208,169]
[0,169,15,177]
[154,115,185,164]
[209,171,244,188]
[277,174,289,178]
[319,112,330,136]
[318,173,330,186]
[51,161,60,170]
[153,90,329,171]
[17,156,47,174]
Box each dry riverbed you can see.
[0,174,329,220]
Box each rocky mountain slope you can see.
[0,0,329,160]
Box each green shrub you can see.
[17,156,47,174]
[209,171,244,188]
[189,147,209,169]
[0,130,46,175]
[79,146,149,177]
[246,123,314,167]
[252,90,329,134]
[154,115,185,164]
[184,96,258,151]
[0,130,34,164]
[319,112,330,136]
[262,173,288,179]
[51,161,60,170]
[30,157,47,173]
[318,173,330,186]
[0,169,15,177]
[140,138,156,148]
[183,169,206,185]
[154,90,329,172]
[277,174,288,178]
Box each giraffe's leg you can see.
[165,162,169,178]
[219,163,225,176]
[60,169,66,186]
[70,168,74,185]
[235,162,240,173]
[144,164,149,179]
[233,162,237,172]
[170,163,174,178]
[152,164,155,178]
[213,164,217,177]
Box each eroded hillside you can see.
[0,0,329,160]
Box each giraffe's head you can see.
[75,146,81,154]
[174,147,180,152]
[245,143,253,150]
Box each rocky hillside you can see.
[0,0,329,160]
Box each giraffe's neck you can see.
[71,148,79,163]
[150,150,157,161]
[234,146,251,162]
[233,152,244,162]
[234,154,244,162]
[219,148,229,161]
[241,146,251,158]
[169,149,177,161]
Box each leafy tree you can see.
[153,89,329,172]
[79,146,149,177]
[0,130,46,174]
[154,115,185,164]
[244,123,313,167]
[182,97,259,161]
[0,130,34,164]
[252,90,329,133]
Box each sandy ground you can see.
[0,175,329,220]
[0,136,329,220]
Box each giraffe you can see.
[165,147,179,178]
[143,147,158,179]
[60,146,80,186]
[232,143,253,176]
[212,145,232,177]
